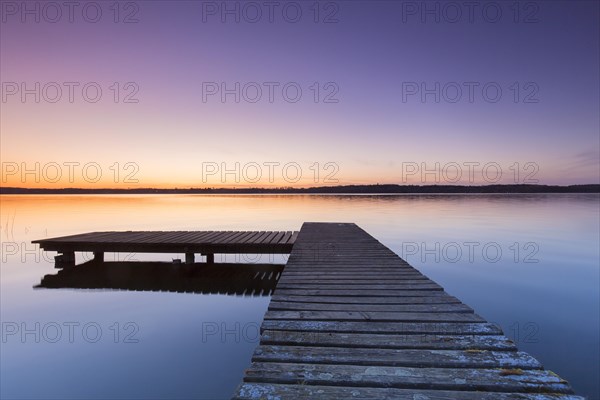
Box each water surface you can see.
[1,194,598,399]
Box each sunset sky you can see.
[1,1,598,188]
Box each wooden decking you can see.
[234,223,581,399]
[33,230,297,267]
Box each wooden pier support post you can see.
[185,252,195,264]
[93,252,104,262]
[55,251,75,268]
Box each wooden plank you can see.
[260,320,503,335]
[149,231,188,243]
[264,310,485,323]
[210,231,238,243]
[221,231,250,244]
[239,231,265,244]
[273,289,450,297]
[225,231,255,244]
[286,260,411,264]
[132,231,178,243]
[94,232,124,242]
[280,231,293,245]
[279,270,425,276]
[194,231,223,243]
[270,231,286,244]
[248,231,272,244]
[144,231,186,243]
[260,330,518,351]
[281,273,435,285]
[234,383,584,400]
[180,231,208,243]
[282,266,419,272]
[185,231,217,243]
[252,345,542,369]
[259,231,280,244]
[243,362,574,394]
[166,231,206,244]
[297,260,408,264]
[234,231,264,243]
[288,231,299,244]
[271,295,462,304]
[127,232,175,244]
[97,231,147,243]
[278,276,429,282]
[274,283,442,290]
[268,301,474,313]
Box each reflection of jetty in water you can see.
[37,261,283,296]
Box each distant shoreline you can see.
[1,184,599,195]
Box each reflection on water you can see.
[37,261,282,296]
[1,194,598,399]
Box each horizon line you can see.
[2,183,599,194]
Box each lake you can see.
[1,194,598,399]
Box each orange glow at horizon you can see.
[1,157,599,188]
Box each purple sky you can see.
[1,1,598,187]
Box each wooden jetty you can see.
[33,223,582,398]
[233,223,582,399]
[33,230,297,267]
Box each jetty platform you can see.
[34,223,582,399]
[234,223,581,399]
[34,230,297,267]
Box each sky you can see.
[1,0,599,188]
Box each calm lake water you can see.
[1,194,598,399]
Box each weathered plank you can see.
[252,345,542,369]
[260,320,503,335]
[271,294,462,304]
[264,310,485,322]
[278,277,430,283]
[243,362,574,394]
[234,383,584,400]
[274,283,442,290]
[273,289,450,297]
[268,301,474,313]
[260,330,518,350]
